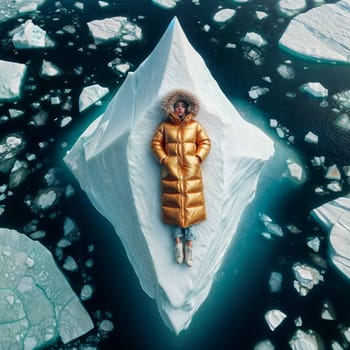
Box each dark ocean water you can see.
[1,0,350,349]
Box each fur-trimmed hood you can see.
[161,89,200,119]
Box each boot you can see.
[184,244,193,267]
[175,241,184,264]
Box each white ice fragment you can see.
[307,236,320,252]
[116,63,130,74]
[152,0,179,9]
[32,110,48,126]
[300,82,328,98]
[87,17,142,44]
[256,11,268,20]
[64,17,274,334]
[57,238,72,248]
[270,119,278,128]
[332,341,344,350]
[242,32,267,47]
[74,2,84,10]
[60,116,72,127]
[0,228,93,346]
[10,160,29,188]
[264,309,287,331]
[293,263,323,295]
[325,165,341,180]
[276,127,285,138]
[262,76,272,83]
[311,156,325,166]
[0,60,27,101]
[248,86,269,99]
[277,64,295,79]
[289,329,319,350]
[11,20,55,49]
[304,131,318,144]
[225,43,236,49]
[30,230,46,239]
[213,9,236,23]
[18,3,39,14]
[343,165,350,177]
[344,327,350,342]
[254,340,275,350]
[65,184,75,198]
[269,272,282,292]
[98,1,109,7]
[0,0,46,23]
[8,109,24,118]
[279,0,350,63]
[99,319,114,332]
[287,162,304,182]
[79,84,109,112]
[335,113,350,130]
[327,181,342,192]
[333,90,350,109]
[295,317,303,326]
[63,255,78,271]
[63,217,80,242]
[41,60,62,77]
[80,284,94,301]
[203,24,210,32]
[321,301,336,320]
[260,214,284,237]
[35,189,57,209]
[278,0,306,17]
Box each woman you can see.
[151,89,211,267]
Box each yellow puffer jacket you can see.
[151,89,211,228]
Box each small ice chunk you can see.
[99,319,114,332]
[80,284,94,301]
[311,156,325,166]
[40,60,62,77]
[331,341,344,350]
[254,340,275,350]
[34,189,57,210]
[8,109,24,119]
[327,181,342,192]
[63,255,79,271]
[269,272,282,292]
[289,329,319,350]
[278,0,306,17]
[295,317,303,326]
[256,11,268,20]
[264,309,287,331]
[79,84,109,112]
[277,64,295,79]
[65,184,75,198]
[10,160,29,188]
[152,0,179,9]
[98,1,109,7]
[57,239,72,248]
[60,116,72,127]
[116,63,130,74]
[287,162,304,182]
[304,131,318,144]
[242,32,267,47]
[270,119,278,128]
[300,82,328,98]
[244,48,264,65]
[287,225,301,234]
[343,165,350,177]
[30,230,46,239]
[293,263,323,296]
[32,110,48,126]
[260,214,284,237]
[307,237,320,252]
[333,90,350,109]
[321,301,336,320]
[213,9,236,23]
[276,127,285,138]
[63,217,80,242]
[74,2,84,10]
[0,60,27,101]
[87,17,142,44]
[335,113,350,131]
[325,165,341,180]
[203,24,210,32]
[11,20,55,49]
[248,86,269,100]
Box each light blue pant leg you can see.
[172,226,196,241]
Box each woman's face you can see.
[174,101,187,118]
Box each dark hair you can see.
[174,100,189,110]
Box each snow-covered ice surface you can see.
[0,228,93,348]
[0,60,27,101]
[279,0,350,63]
[311,195,350,279]
[0,0,46,23]
[64,17,274,333]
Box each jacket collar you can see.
[169,112,193,125]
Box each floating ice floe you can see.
[287,160,304,182]
[333,89,350,109]
[0,60,27,101]
[293,263,323,296]
[269,272,282,292]
[242,32,267,47]
[259,214,284,238]
[304,131,318,144]
[278,0,306,17]
[325,165,341,180]
[248,86,269,100]
[277,64,295,80]
[152,0,180,9]
[79,84,109,112]
[40,60,62,77]
[254,340,275,350]
[300,82,328,98]
[87,17,142,44]
[307,236,320,252]
[321,301,336,320]
[11,20,56,49]
[289,329,321,350]
[0,0,46,23]
[335,113,350,130]
[279,0,350,63]
[98,1,109,8]
[0,134,25,173]
[0,228,93,348]
[265,309,287,331]
[311,195,350,279]
[64,17,274,334]
[213,9,236,23]
[256,11,268,20]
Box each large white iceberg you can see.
[0,228,93,348]
[64,17,274,333]
[311,195,350,279]
[279,0,350,63]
